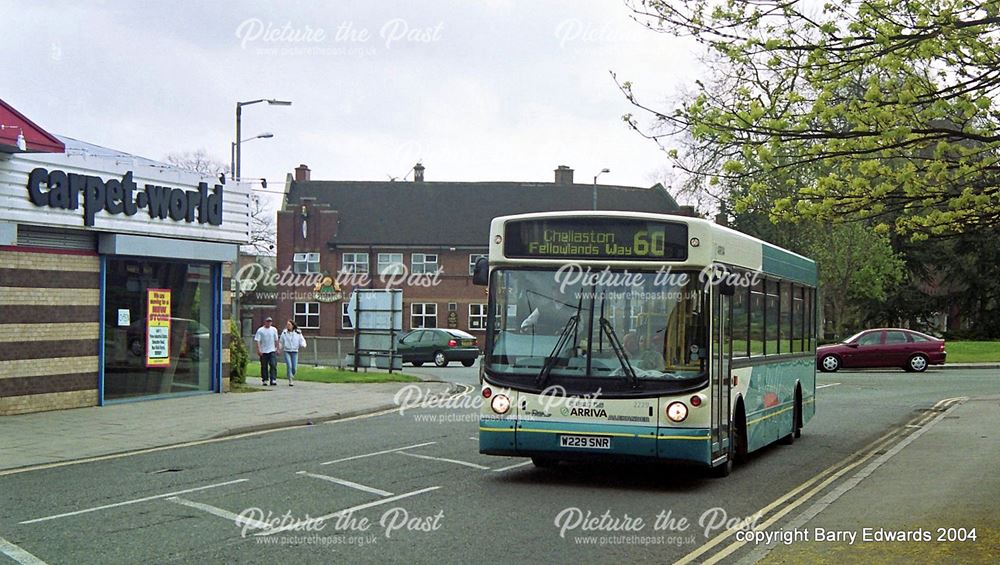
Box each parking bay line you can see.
[19,479,249,525]
[257,486,441,537]
[297,471,393,497]
[0,536,48,565]
[396,451,491,470]
[167,497,270,530]
[320,442,437,465]
[816,383,841,389]
[492,461,532,473]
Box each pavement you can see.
[0,373,461,473]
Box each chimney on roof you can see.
[294,164,311,182]
[554,165,574,185]
[413,162,425,182]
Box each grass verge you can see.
[246,361,421,384]
[945,341,1000,363]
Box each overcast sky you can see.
[3,0,702,194]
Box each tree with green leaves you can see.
[622,0,1000,237]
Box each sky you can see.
[2,0,703,198]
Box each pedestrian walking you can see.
[280,320,307,386]
[254,316,280,385]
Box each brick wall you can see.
[0,247,100,415]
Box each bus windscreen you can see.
[503,217,688,261]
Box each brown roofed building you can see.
[274,164,679,338]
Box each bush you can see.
[229,319,248,385]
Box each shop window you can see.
[295,302,320,329]
[411,253,439,274]
[102,259,215,400]
[378,253,404,275]
[293,252,320,274]
[411,303,437,328]
[469,304,487,330]
[341,253,369,274]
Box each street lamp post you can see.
[231,133,274,179]
[592,168,610,210]
[234,99,291,179]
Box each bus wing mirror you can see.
[472,257,489,286]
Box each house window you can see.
[469,304,487,330]
[378,253,404,275]
[469,254,487,275]
[411,303,437,329]
[293,252,320,274]
[411,253,439,274]
[342,302,354,330]
[341,253,369,274]
[294,302,320,329]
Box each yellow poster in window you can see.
[146,289,171,367]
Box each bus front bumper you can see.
[479,419,712,465]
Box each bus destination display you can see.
[504,218,688,261]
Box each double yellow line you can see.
[675,396,967,565]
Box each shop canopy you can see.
[0,98,65,154]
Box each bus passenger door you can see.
[710,288,732,461]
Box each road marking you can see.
[0,536,47,565]
[469,437,478,441]
[19,479,248,525]
[492,461,532,473]
[257,486,441,536]
[167,497,270,530]
[396,451,491,470]
[816,382,840,389]
[676,397,964,565]
[735,398,968,565]
[320,441,437,465]
[296,471,394,497]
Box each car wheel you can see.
[819,354,840,373]
[411,361,423,367]
[434,351,449,367]
[908,354,928,373]
[461,359,475,367]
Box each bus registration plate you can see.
[559,435,611,449]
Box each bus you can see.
[474,211,818,476]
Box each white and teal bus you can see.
[475,211,818,476]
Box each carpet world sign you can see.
[146,289,171,368]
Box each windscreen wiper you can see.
[599,317,640,389]
[535,314,580,387]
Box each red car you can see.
[817,329,946,373]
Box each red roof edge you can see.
[0,98,65,153]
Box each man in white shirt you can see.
[254,316,280,385]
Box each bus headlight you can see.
[491,394,511,415]
[666,402,688,422]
